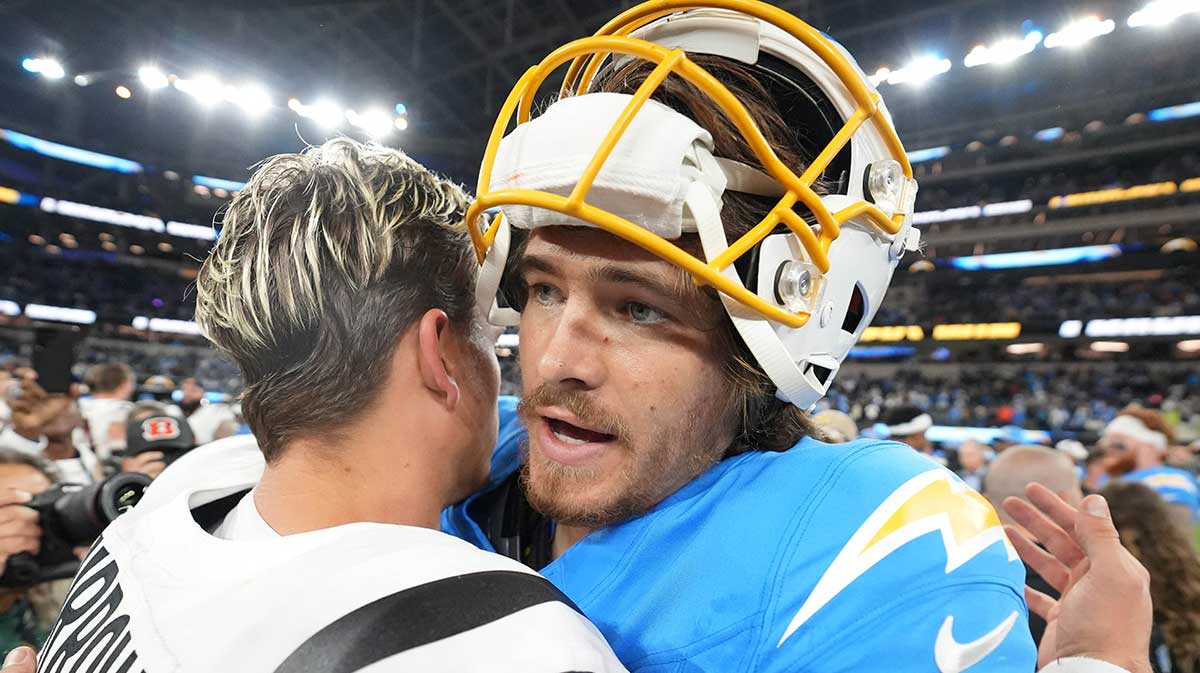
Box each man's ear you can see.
[415,309,460,410]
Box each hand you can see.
[2,646,36,672]
[8,380,73,442]
[122,451,166,479]
[1003,483,1152,673]
[0,491,42,577]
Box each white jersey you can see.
[37,436,626,673]
[78,396,134,460]
[183,401,237,445]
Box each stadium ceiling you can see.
[0,0,1175,176]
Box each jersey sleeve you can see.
[756,441,1038,673]
[767,579,1035,673]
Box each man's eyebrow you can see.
[588,264,689,305]
[515,254,560,278]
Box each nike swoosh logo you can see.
[934,610,1018,673]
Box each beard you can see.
[1104,450,1138,477]
[517,383,729,529]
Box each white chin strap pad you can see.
[688,183,813,407]
[489,93,725,237]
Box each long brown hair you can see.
[1102,481,1200,672]
[591,54,818,455]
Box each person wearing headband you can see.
[881,405,946,465]
[446,2,1041,670]
[1101,407,1198,531]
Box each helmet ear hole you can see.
[841,282,866,334]
[803,362,833,387]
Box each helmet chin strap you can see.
[476,215,520,328]
[686,181,815,409]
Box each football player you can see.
[445,1,1036,670]
[31,139,625,672]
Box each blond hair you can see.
[195,138,475,461]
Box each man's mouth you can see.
[547,417,617,445]
[534,409,620,467]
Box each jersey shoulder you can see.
[737,438,1026,664]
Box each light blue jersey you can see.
[1125,465,1200,519]
[443,398,1036,672]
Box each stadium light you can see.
[347,108,393,139]
[1034,127,1065,141]
[175,75,224,106]
[1005,343,1046,355]
[1044,17,1116,48]
[1179,340,1200,353]
[0,128,144,173]
[906,146,951,164]
[289,98,344,129]
[1128,0,1200,28]
[137,66,169,90]
[868,67,891,87]
[226,83,271,116]
[884,56,951,86]
[21,57,65,79]
[193,175,246,192]
[1090,341,1130,353]
[963,31,1043,67]
[115,85,132,99]
[1148,100,1200,122]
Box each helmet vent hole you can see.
[804,362,833,387]
[841,283,867,335]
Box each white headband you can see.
[1104,415,1168,451]
[490,93,782,240]
[887,413,932,437]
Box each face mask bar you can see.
[465,0,913,329]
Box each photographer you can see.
[0,450,57,657]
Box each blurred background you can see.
[2,0,1197,443]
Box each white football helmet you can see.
[467,0,920,410]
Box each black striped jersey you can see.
[36,436,627,673]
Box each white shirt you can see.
[78,396,134,460]
[186,402,238,445]
[211,489,277,541]
[38,435,627,673]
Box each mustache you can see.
[518,384,633,445]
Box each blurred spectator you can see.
[1165,444,1200,476]
[812,410,858,443]
[823,365,1200,435]
[881,405,943,464]
[1101,407,1199,531]
[955,439,989,491]
[992,425,1026,453]
[78,363,134,461]
[0,450,56,656]
[1102,481,1200,673]
[1055,439,1089,464]
[1083,450,1109,494]
[177,378,237,445]
[35,399,99,485]
[984,444,1082,648]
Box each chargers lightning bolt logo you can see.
[778,469,1018,646]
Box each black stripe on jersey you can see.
[273,570,582,673]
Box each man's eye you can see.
[625,302,666,324]
[530,283,559,306]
